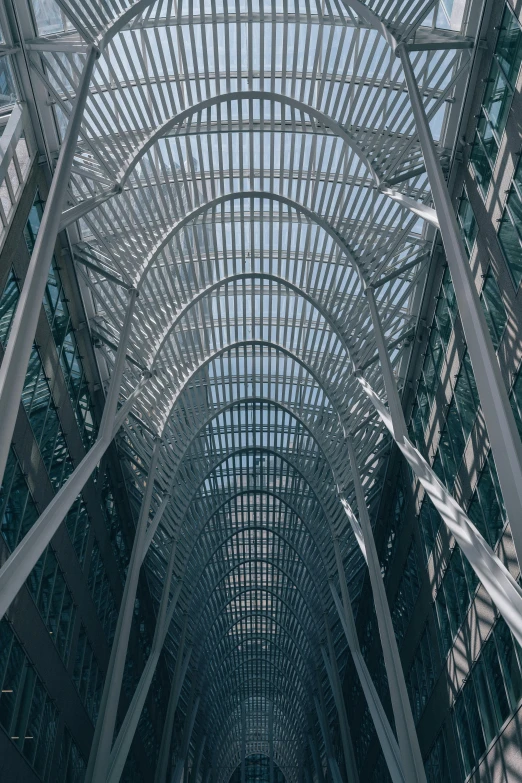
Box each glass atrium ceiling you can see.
[11,0,475,777]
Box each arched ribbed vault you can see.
[22,0,473,778]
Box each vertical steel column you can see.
[190,735,207,783]
[0,45,98,488]
[313,683,343,783]
[346,436,426,783]
[331,541,404,783]
[241,701,247,783]
[155,616,191,783]
[361,288,522,646]
[308,728,326,783]
[106,543,182,783]
[397,43,522,563]
[269,701,274,783]
[364,290,408,443]
[0,288,140,621]
[322,618,359,783]
[86,439,163,783]
[171,696,200,783]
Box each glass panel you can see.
[462,678,486,761]
[0,270,19,345]
[0,59,17,106]
[470,130,493,194]
[453,696,474,777]
[457,188,478,256]
[498,207,522,287]
[480,269,507,350]
[494,618,522,710]
[510,368,522,440]
[496,4,522,89]
[472,659,497,745]
[483,632,511,728]
[483,60,511,138]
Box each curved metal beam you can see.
[164,451,338,566]
[158,396,343,495]
[205,654,308,711]
[192,558,325,643]
[154,338,355,434]
[62,91,436,229]
[173,489,331,618]
[130,190,364,293]
[200,634,309,696]
[148,271,362,370]
[197,610,315,680]
[197,583,319,686]
[166,442,341,558]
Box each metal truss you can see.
[2,0,522,782]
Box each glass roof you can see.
[21,0,473,776]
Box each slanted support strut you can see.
[360,285,522,647]
[86,439,163,783]
[345,438,426,783]
[268,701,275,783]
[155,616,191,783]
[397,42,522,566]
[0,45,98,490]
[321,616,359,783]
[0,288,144,622]
[241,701,247,783]
[171,695,200,783]
[331,541,404,783]
[106,542,182,783]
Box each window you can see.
[27,546,76,664]
[424,729,452,782]
[0,260,75,492]
[25,192,97,449]
[456,188,478,256]
[65,496,91,566]
[496,3,522,86]
[57,728,86,783]
[418,495,441,562]
[21,343,74,490]
[0,448,39,551]
[435,545,479,658]
[470,5,522,196]
[452,617,522,778]
[434,456,506,660]
[102,476,129,580]
[510,362,522,438]
[0,269,19,345]
[498,158,522,288]
[391,543,421,644]
[430,350,480,495]
[452,351,479,442]
[467,454,506,549]
[73,624,104,724]
[480,269,508,349]
[408,268,458,458]
[0,619,58,780]
[407,625,436,723]
[88,542,118,644]
[381,465,408,578]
